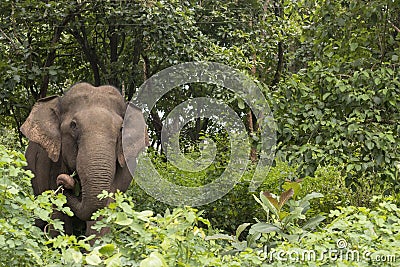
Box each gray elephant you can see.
[21,82,148,236]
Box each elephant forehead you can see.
[75,107,123,127]
[61,84,125,114]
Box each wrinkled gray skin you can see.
[21,82,148,236]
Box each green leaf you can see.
[115,212,133,226]
[282,206,305,225]
[253,194,271,216]
[7,186,18,195]
[250,222,281,234]
[86,253,102,266]
[104,253,122,267]
[254,192,279,217]
[282,181,301,198]
[8,166,19,176]
[366,140,374,150]
[278,188,294,209]
[298,192,324,211]
[323,92,331,100]
[339,85,347,92]
[301,192,324,202]
[35,208,51,221]
[236,223,251,239]
[350,42,358,51]
[99,244,116,256]
[237,98,245,109]
[63,248,83,264]
[278,211,290,221]
[72,250,83,263]
[262,191,279,210]
[232,240,248,251]
[140,252,167,267]
[302,215,326,230]
[119,202,133,214]
[137,210,153,221]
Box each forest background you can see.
[0,0,400,266]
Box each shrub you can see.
[272,65,400,188]
[1,145,399,266]
[298,165,351,214]
[261,196,400,266]
[0,145,98,266]
[128,156,301,234]
[92,192,225,266]
[206,194,400,266]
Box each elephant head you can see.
[21,82,148,222]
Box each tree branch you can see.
[39,5,85,98]
[388,20,400,33]
[69,23,103,86]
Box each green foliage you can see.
[262,196,400,266]
[2,0,399,202]
[299,165,352,214]
[1,0,400,265]
[0,128,25,151]
[249,190,325,244]
[0,145,91,266]
[273,65,400,180]
[128,156,305,234]
[92,191,224,266]
[1,146,400,266]
[205,193,400,266]
[270,0,400,190]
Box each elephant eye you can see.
[70,120,77,130]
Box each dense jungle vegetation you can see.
[1,0,400,266]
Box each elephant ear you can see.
[119,103,149,167]
[20,96,61,162]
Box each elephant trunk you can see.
[65,139,116,221]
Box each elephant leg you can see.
[34,218,47,231]
[46,211,73,237]
[85,220,110,245]
[25,142,60,194]
[86,220,110,236]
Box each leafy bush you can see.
[272,65,400,187]
[1,145,400,266]
[91,192,224,266]
[249,190,325,244]
[0,127,25,151]
[0,145,91,266]
[127,157,299,234]
[205,194,400,266]
[260,196,400,266]
[298,165,351,214]
[128,155,387,234]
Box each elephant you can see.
[20,82,148,236]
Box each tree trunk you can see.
[108,25,119,87]
[69,21,104,86]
